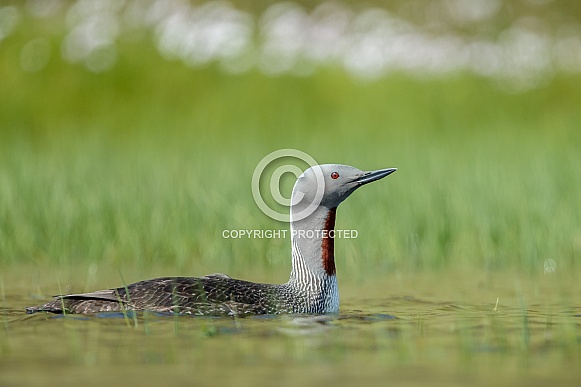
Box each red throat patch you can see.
[321,208,337,276]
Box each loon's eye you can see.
[331,172,339,179]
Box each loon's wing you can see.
[118,276,276,315]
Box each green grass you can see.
[1,16,581,289]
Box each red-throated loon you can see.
[26,164,396,315]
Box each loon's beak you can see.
[354,168,397,186]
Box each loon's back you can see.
[26,274,287,315]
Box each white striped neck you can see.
[287,205,339,312]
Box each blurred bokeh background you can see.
[1,0,581,289]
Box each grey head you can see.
[291,164,397,220]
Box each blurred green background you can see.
[1,0,581,290]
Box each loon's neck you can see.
[287,205,339,311]
[289,205,336,278]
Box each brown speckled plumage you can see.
[27,274,314,315]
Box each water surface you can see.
[1,270,580,386]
